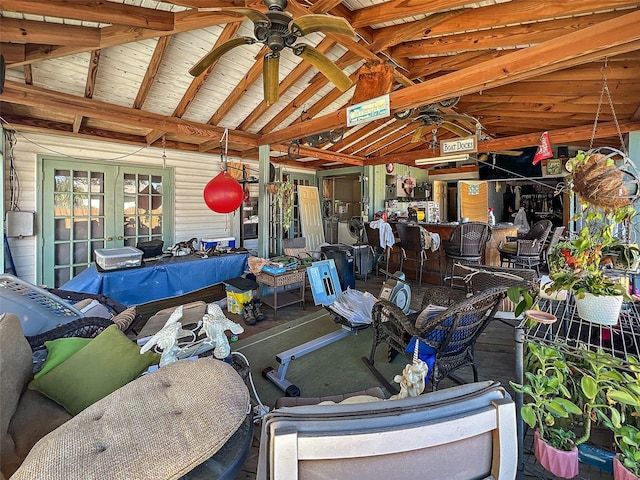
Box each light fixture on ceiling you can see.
[415,153,471,165]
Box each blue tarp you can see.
[61,253,250,306]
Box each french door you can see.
[40,158,173,287]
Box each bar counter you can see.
[386,221,519,284]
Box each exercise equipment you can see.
[262,260,412,396]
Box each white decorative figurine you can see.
[199,303,244,359]
[140,306,194,367]
[390,339,429,400]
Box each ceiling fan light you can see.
[263,53,280,105]
[289,15,356,39]
[294,44,352,92]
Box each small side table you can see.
[256,269,306,320]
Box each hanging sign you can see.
[346,94,390,127]
[532,131,553,165]
[440,135,477,155]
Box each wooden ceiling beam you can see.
[0,81,259,147]
[0,17,100,47]
[368,11,463,53]
[172,22,241,118]
[270,143,364,166]
[133,36,172,110]
[392,11,622,58]
[373,120,640,165]
[0,1,176,31]
[261,10,640,146]
[350,0,470,28]
[8,10,243,67]
[207,46,270,125]
[328,119,393,153]
[427,0,640,38]
[84,49,101,99]
[237,38,337,131]
[0,43,25,63]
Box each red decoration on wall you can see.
[203,171,244,213]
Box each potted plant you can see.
[546,208,633,325]
[612,424,640,480]
[603,242,640,271]
[510,343,582,478]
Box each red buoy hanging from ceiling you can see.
[203,171,243,213]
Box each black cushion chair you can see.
[499,219,552,275]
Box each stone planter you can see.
[575,292,623,326]
[534,430,579,479]
[614,455,639,480]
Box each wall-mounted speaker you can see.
[557,146,569,158]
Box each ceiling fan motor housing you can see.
[256,10,297,51]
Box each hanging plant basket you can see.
[574,292,623,326]
[570,147,640,213]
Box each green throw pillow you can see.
[34,337,92,379]
[29,325,160,415]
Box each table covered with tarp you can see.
[61,253,250,306]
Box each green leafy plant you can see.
[614,424,640,476]
[603,242,640,270]
[546,208,633,299]
[510,343,582,450]
[507,284,538,318]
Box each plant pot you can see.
[614,455,639,480]
[540,275,568,301]
[534,430,579,479]
[575,292,623,325]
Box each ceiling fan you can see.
[394,98,485,143]
[190,0,356,104]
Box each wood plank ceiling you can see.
[1,0,640,170]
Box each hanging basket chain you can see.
[589,60,627,154]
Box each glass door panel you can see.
[41,158,173,287]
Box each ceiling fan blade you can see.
[411,125,426,143]
[293,44,352,92]
[439,121,472,138]
[198,7,270,25]
[263,53,280,105]
[189,37,255,77]
[289,15,356,39]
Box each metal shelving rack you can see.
[514,294,640,478]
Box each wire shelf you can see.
[519,295,640,372]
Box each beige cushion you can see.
[0,313,34,478]
[12,358,249,480]
[499,241,517,254]
[112,306,137,331]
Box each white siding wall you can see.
[4,132,248,285]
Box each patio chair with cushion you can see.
[257,380,517,480]
[366,286,507,392]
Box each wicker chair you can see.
[366,286,507,391]
[499,219,552,276]
[442,222,492,287]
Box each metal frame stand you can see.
[262,322,362,397]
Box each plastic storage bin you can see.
[224,277,258,315]
[210,237,236,248]
[95,247,143,271]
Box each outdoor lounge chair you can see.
[257,380,517,480]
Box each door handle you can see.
[106,237,113,241]
[117,236,123,240]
